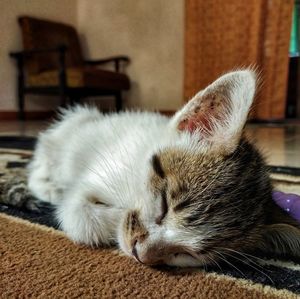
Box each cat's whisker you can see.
[211,249,247,278]
[218,247,266,268]
[205,254,223,271]
[218,249,274,283]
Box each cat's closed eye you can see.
[152,154,165,179]
[155,188,168,225]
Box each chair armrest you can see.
[84,56,130,72]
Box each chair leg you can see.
[115,91,122,112]
[18,88,25,121]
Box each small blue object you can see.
[273,191,300,223]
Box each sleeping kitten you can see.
[27,70,300,267]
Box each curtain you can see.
[185,0,294,120]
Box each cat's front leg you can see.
[56,187,124,246]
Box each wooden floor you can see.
[0,120,300,168]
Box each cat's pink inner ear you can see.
[178,114,212,134]
[178,93,229,135]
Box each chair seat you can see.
[27,67,130,90]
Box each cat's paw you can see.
[6,182,28,207]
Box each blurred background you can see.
[0,0,299,122]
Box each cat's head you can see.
[118,70,300,267]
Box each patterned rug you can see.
[0,136,300,298]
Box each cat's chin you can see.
[165,253,206,267]
[126,252,205,267]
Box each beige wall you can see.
[0,0,184,112]
[77,0,184,111]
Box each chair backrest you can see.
[18,16,84,74]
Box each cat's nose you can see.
[132,243,165,265]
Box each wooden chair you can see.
[10,16,130,120]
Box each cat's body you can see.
[26,70,300,267]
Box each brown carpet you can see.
[0,214,297,299]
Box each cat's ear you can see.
[171,70,256,153]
